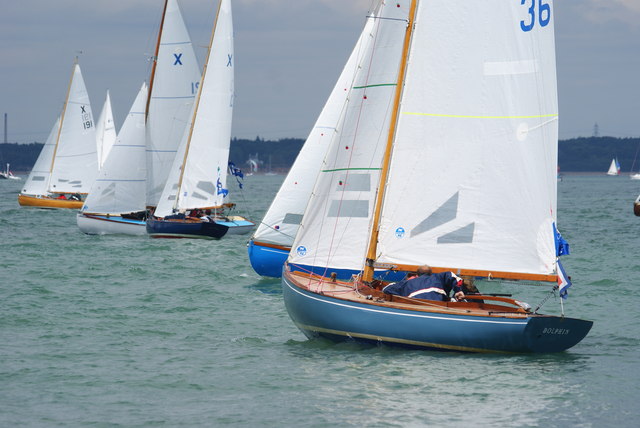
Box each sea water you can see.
[1,174,638,427]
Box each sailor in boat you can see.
[382,265,466,302]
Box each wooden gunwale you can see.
[251,240,291,252]
[285,270,532,319]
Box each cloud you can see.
[584,0,640,25]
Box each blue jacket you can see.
[382,272,463,301]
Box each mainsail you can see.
[146,0,201,208]
[374,0,560,280]
[288,1,410,273]
[82,83,148,214]
[95,91,117,169]
[47,62,98,195]
[154,0,234,218]
[251,12,377,248]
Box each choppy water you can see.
[1,174,639,427]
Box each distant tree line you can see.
[558,137,640,173]
[0,143,44,172]
[3,136,640,173]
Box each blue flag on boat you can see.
[557,260,572,300]
[216,177,228,197]
[228,161,244,189]
[553,222,570,256]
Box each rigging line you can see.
[321,167,381,172]
[257,221,296,240]
[533,285,558,314]
[313,6,386,280]
[353,83,397,89]
[365,15,409,23]
[402,112,558,119]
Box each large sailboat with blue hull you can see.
[282,0,592,353]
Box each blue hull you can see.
[247,240,290,278]
[282,273,593,353]
[146,218,228,239]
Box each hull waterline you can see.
[282,271,593,353]
[77,213,147,235]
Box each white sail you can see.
[251,13,376,247]
[82,83,148,214]
[48,63,98,195]
[606,158,619,175]
[146,0,202,207]
[155,0,234,218]
[374,0,559,278]
[21,117,60,196]
[288,1,410,271]
[95,91,117,169]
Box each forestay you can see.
[82,83,148,214]
[48,63,98,195]
[154,0,234,218]
[288,1,410,272]
[146,0,201,207]
[252,12,377,247]
[375,0,559,279]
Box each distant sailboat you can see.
[606,157,620,176]
[0,163,20,180]
[146,0,202,211]
[77,83,148,235]
[147,0,254,239]
[19,60,98,209]
[248,13,377,277]
[95,91,117,170]
[282,0,592,353]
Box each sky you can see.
[1,0,639,144]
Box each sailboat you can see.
[0,163,20,180]
[147,0,254,240]
[95,91,117,170]
[606,157,620,176]
[146,0,202,212]
[77,83,148,235]
[282,0,592,353]
[248,13,377,277]
[19,60,98,209]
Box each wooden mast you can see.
[47,57,78,194]
[362,0,418,282]
[145,0,169,119]
[173,0,224,212]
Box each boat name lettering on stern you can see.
[542,327,570,335]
